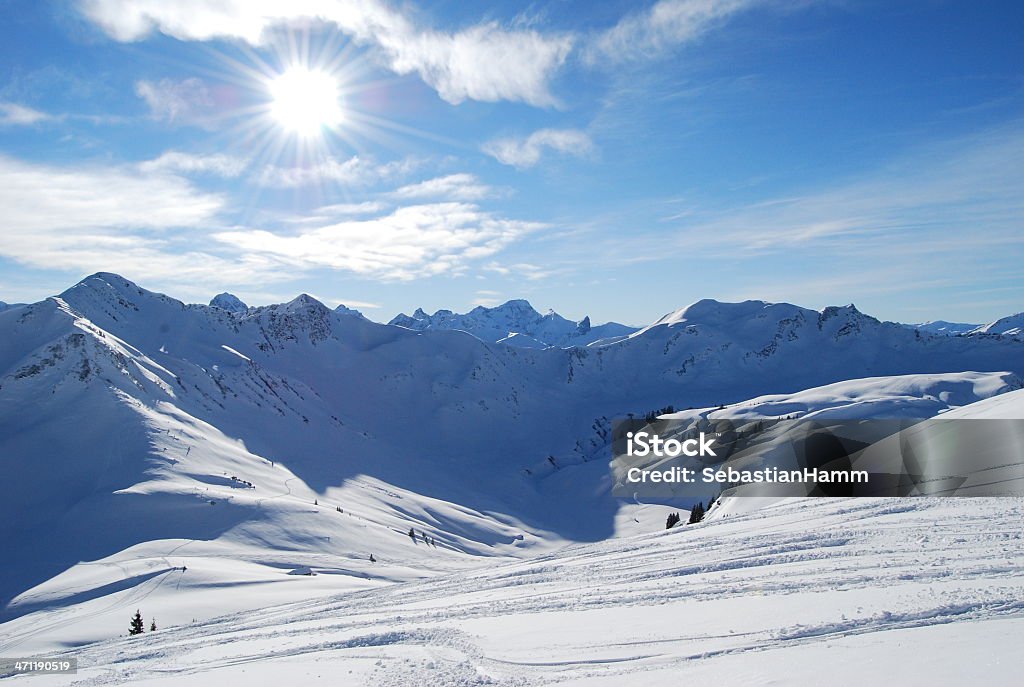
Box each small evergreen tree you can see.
[150,619,157,632]
[129,610,145,636]
[665,512,681,529]
[688,502,705,524]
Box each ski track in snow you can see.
[5,496,1022,686]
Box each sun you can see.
[268,67,344,136]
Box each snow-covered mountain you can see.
[389,299,637,348]
[208,292,248,313]
[905,319,979,335]
[3,275,1024,657]
[969,311,1024,339]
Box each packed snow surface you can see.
[3,496,1022,686]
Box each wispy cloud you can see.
[81,0,572,107]
[472,290,503,307]
[0,155,223,235]
[139,151,249,177]
[135,77,215,125]
[671,123,1024,255]
[391,173,495,201]
[585,0,760,65]
[254,155,416,188]
[0,155,283,294]
[482,129,593,168]
[214,203,545,280]
[0,102,52,126]
[483,261,551,281]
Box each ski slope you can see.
[4,496,1023,686]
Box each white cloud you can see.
[471,290,503,307]
[214,202,544,280]
[0,102,52,126]
[135,77,213,124]
[0,155,282,292]
[483,261,550,281]
[482,128,593,168]
[80,0,572,107]
[585,0,758,64]
[139,151,248,177]
[255,155,416,188]
[0,154,544,296]
[0,155,223,236]
[391,173,494,201]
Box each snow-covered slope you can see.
[970,312,1024,339]
[662,371,1022,422]
[5,496,1022,685]
[389,300,636,348]
[905,320,979,335]
[933,385,1024,418]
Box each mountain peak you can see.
[334,303,366,320]
[65,271,140,294]
[210,292,248,314]
[284,294,328,312]
[654,299,778,327]
[499,299,536,311]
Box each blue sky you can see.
[0,0,1021,325]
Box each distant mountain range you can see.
[904,314,1024,339]
[904,320,980,335]
[388,300,636,348]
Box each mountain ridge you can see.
[389,298,636,348]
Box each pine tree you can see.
[688,502,705,524]
[665,512,681,529]
[150,619,157,632]
[129,610,145,636]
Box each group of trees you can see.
[642,405,677,424]
[128,610,156,636]
[665,499,715,529]
[688,501,708,524]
